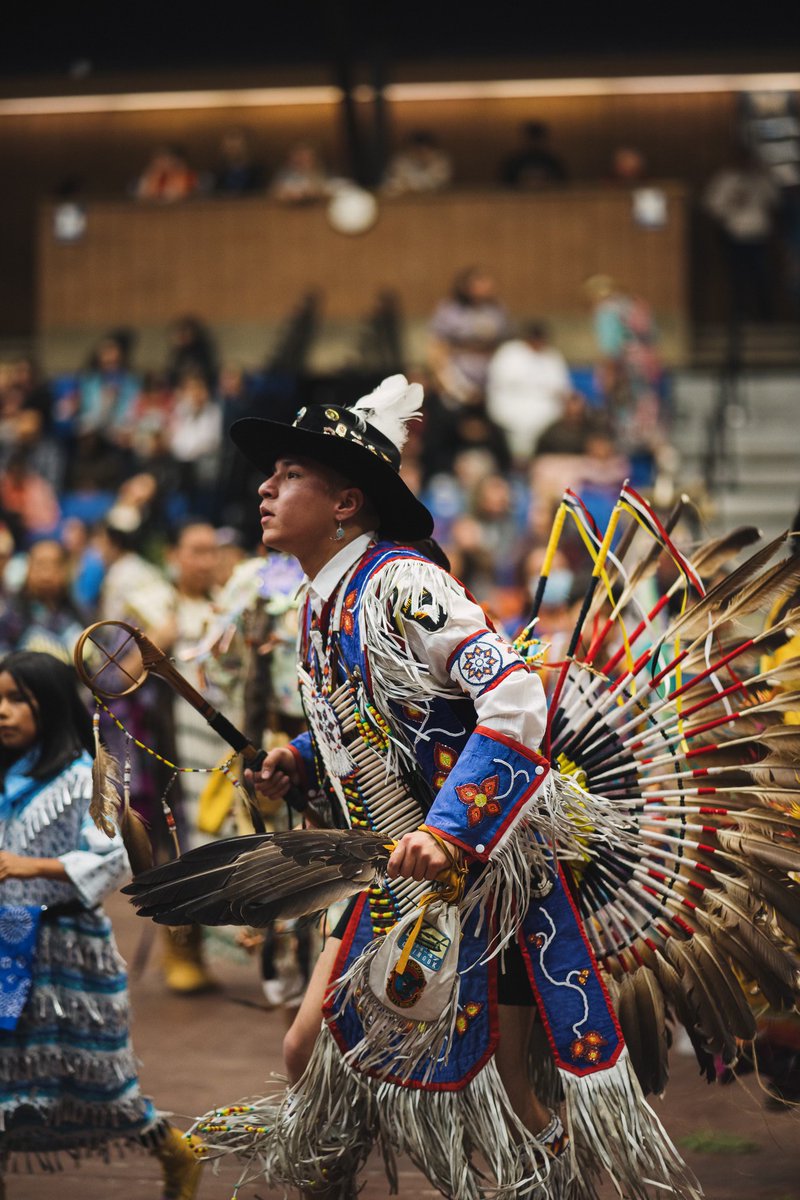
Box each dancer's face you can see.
[258,457,363,572]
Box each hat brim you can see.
[230,417,433,541]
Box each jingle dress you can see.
[0,749,161,1163]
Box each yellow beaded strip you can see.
[94,694,241,780]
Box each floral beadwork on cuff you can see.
[455,774,501,827]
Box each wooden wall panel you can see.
[38,187,687,332]
[1,87,738,335]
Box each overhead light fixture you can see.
[0,73,797,117]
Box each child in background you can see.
[0,651,202,1198]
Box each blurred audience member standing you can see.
[135,144,199,202]
[500,121,568,189]
[382,131,453,196]
[704,147,780,323]
[428,267,512,407]
[486,320,571,467]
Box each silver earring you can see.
[333,522,345,542]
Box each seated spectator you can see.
[609,145,647,184]
[129,371,176,464]
[516,545,585,667]
[213,126,264,195]
[428,267,512,407]
[500,121,568,189]
[529,392,599,541]
[0,538,84,659]
[0,355,63,489]
[486,320,571,468]
[382,131,453,196]
[271,142,330,204]
[168,371,223,519]
[134,144,199,202]
[583,274,666,464]
[61,516,106,617]
[0,449,61,542]
[535,390,595,457]
[165,315,219,389]
[574,427,631,533]
[76,330,140,446]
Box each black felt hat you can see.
[230,375,433,541]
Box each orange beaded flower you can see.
[455,774,501,826]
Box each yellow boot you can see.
[153,1125,205,1200]
[162,925,218,995]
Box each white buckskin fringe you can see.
[190,1024,559,1200]
[560,1048,703,1200]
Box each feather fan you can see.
[123,828,392,927]
[689,525,762,577]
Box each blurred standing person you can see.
[0,356,60,488]
[168,371,223,520]
[500,121,568,189]
[428,267,512,407]
[161,521,224,995]
[382,131,453,196]
[270,143,330,205]
[486,320,572,469]
[704,146,780,324]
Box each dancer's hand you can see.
[245,747,298,803]
[386,830,453,882]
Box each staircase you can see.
[671,368,800,540]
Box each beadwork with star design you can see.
[455,774,501,826]
[459,643,501,684]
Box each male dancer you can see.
[223,375,696,1199]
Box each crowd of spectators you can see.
[128,121,654,206]
[0,267,672,659]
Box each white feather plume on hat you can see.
[351,374,424,452]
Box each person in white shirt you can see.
[486,321,571,466]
